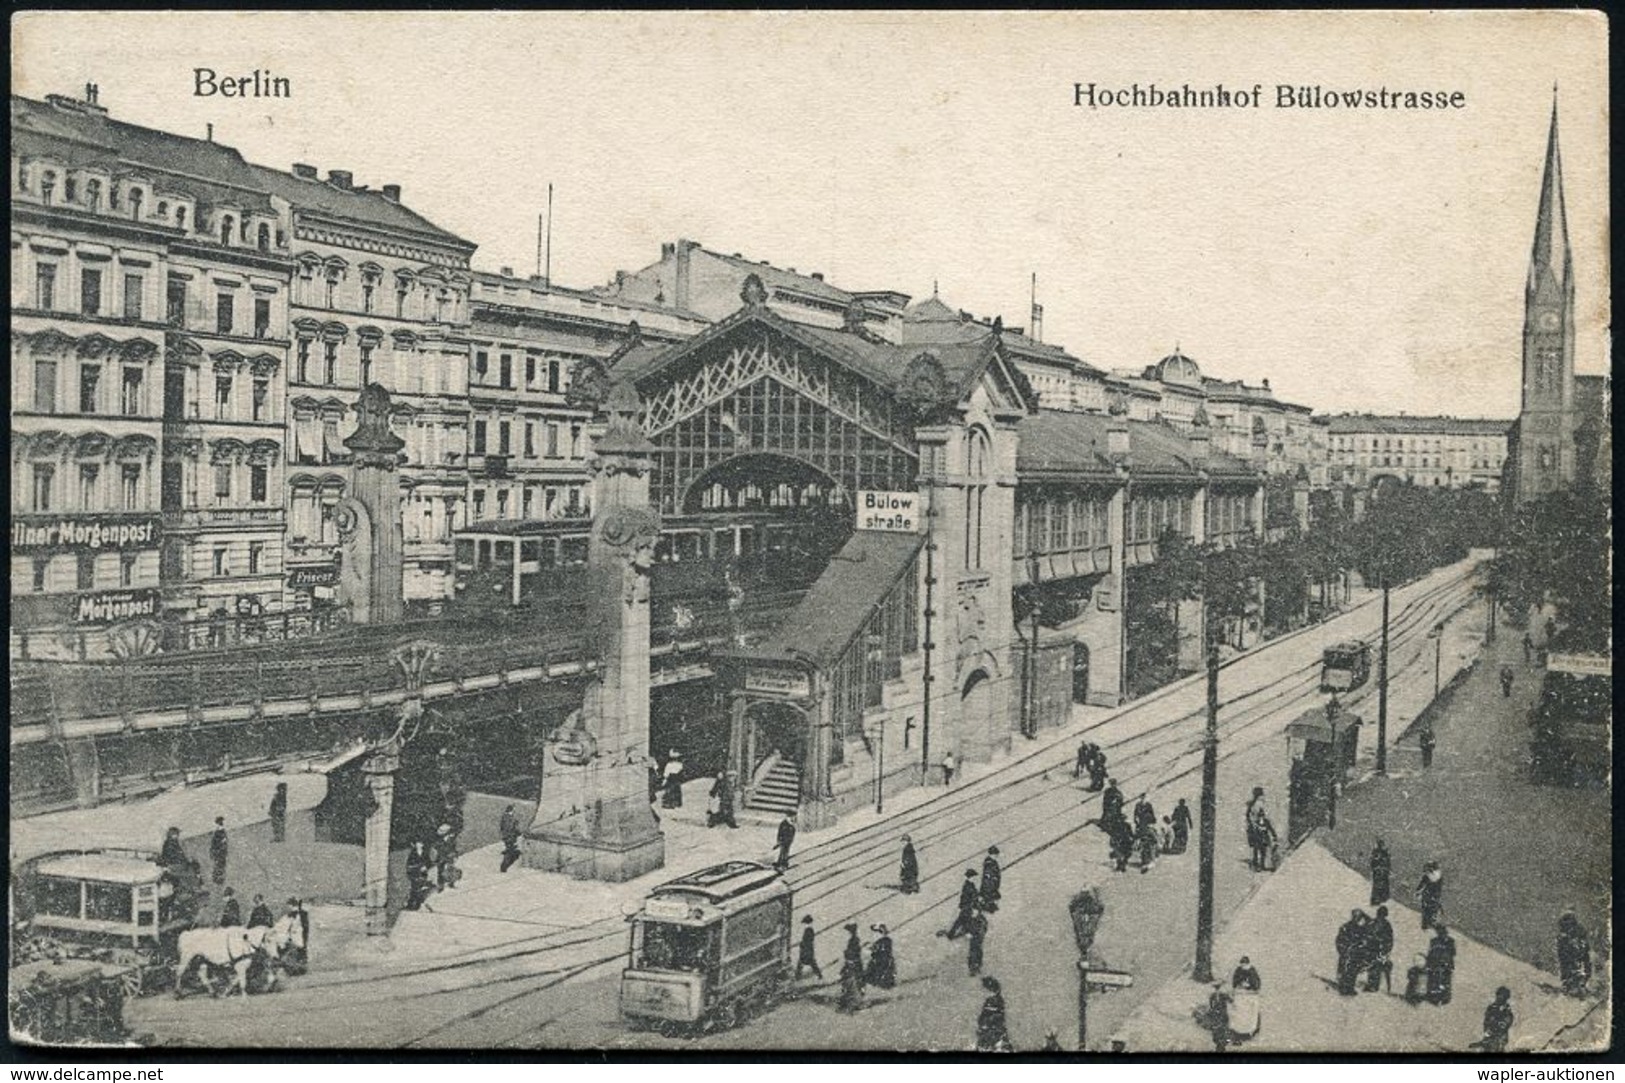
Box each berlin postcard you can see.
[6,10,1611,1058]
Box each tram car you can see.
[11,850,197,997]
[1319,640,1371,693]
[620,861,793,1032]
[1530,652,1611,786]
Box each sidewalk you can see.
[1318,612,1612,1051]
[1112,840,1593,1053]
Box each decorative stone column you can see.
[338,383,406,625]
[523,380,665,882]
[361,747,399,937]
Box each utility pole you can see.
[544,184,554,287]
[1432,625,1443,699]
[1376,579,1390,775]
[1193,642,1220,983]
[920,479,936,781]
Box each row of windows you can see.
[1015,496,1113,556]
[472,350,572,394]
[1127,493,1194,546]
[29,358,147,416]
[24,461,145,513]
[21,550,145,594]
[291,338,461,395]
[295,265,462,323]
[17,163,282,252]
[470,483,589,522]
[471,418,583,459]
[24,256,278,341]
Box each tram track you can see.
[376,566,1478,1046]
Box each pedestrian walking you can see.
[1159,816,1175,854]
[1364,906,1394,993]
[795,915,823,980]
[1245,788,1269,871]
[660,750,685,808]
[499,804,522,873]
[1416,861,1445,929]
[975,976,1011,1052]
[209,817,229,886]
[774,813,796,871]
[864,924,896,989]
[945,870,979,938]
[406,841,433,910]
[1231,957,1261,991]
[1207,983,1232,1052]
[898,835,920,894]
[1087,749,1108,792]
[1499,665,1515,698]
[269,783,288,843]
[966,909,989,976]
[218,888,241,927]
[1171,798,1193,854]
[247,894,274,929]
[1369,839,1392,906]
[1425,925,1457,1005]
[1132,795,1155,833]
[1419,724,1437,769]
[941,750,957,786]
[1557,909,1592,997]
[1255,812,1279,872]
[1107,817,1134,873]
[1478,987,1515,1053]
[435,823,461,890]
[1335,910,1367,996]
[1073,740,1091,779]
[285,898,310,974]
[838,924,866,1012]
[1101,779,1125,827]
[979,847,1002,913]
[159,826,187,868]
[1135,819,1159,873]
[708,773,739,829]
[1522,631,1533,664]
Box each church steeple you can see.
[1528,89,1573,297]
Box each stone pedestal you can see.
[522,379,664,881]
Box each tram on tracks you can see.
[1319,640,1372,693]
[1530,651,1611,786]
[620,861,794,1032]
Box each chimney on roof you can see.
[327,169,353,190]
[811,272,824,281]
[661,242,675,260]
[85,83,99,105]
[500,266,514,278]
[380,183,401,202]
[674,238,694,310]
[292,163,318,180]
[206,123,214,142]
[615,271,628,291]
[1262,378,1271,390]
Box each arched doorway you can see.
[1071,643,1091,704]
[744,700,807,778]
[962,669,993,732]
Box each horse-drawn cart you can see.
[8,958,138,1045]
[11,850,196,998]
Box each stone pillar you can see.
[361,748,399,936]
[1293,481,1311,533]
[339,383,406,624]
[64,737,101,809]
[523,382,665,882]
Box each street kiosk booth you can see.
[1286,700,1363,846]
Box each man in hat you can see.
[1416,861,1445,929]
[1074,739,1091,780]
[979,846,1002,913]
[795,915,823,980]
[1365,905,1395,993]
[285,897,310,973]
[945,869,979,938]
[708,773,738,829]
[1207,982,1232,1052]
[159,826,187,868]
[774,813,796,871]
[1087,748,1108,792]
[218,887,241,927]
[1369,838,1392,906]
[1245,788,1269,871]
[1231,956,1261,991]
[498,804,522,873]
[1171,797,1193,854]
[967,907,989,976]
[209,816,230,886]
[1335,909,1367,996]
[838,923,865,1012]
[898,835,920,894]
[865,923,896,988]
[1101,778,1125,828]
[269,782,289,843]
[976,976,1010,1052]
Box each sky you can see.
[12,11,1609,418]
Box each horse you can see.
[173,921,295,998]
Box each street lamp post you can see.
[1376,578,1390,775]
[1432,624,1443,699]
[1193,642,1220,984]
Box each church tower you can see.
[1514,92,1576,504]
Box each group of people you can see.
[1073,741,1109,791]
[1205,956,1263,1051]
[1095,779,1193,875]
[217,891,311,974]
[941,846,1003,977]
[405,823,461,910]
[794,915,896,1014]
[1334,906,1402,997]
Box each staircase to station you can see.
[745,757,802,816]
